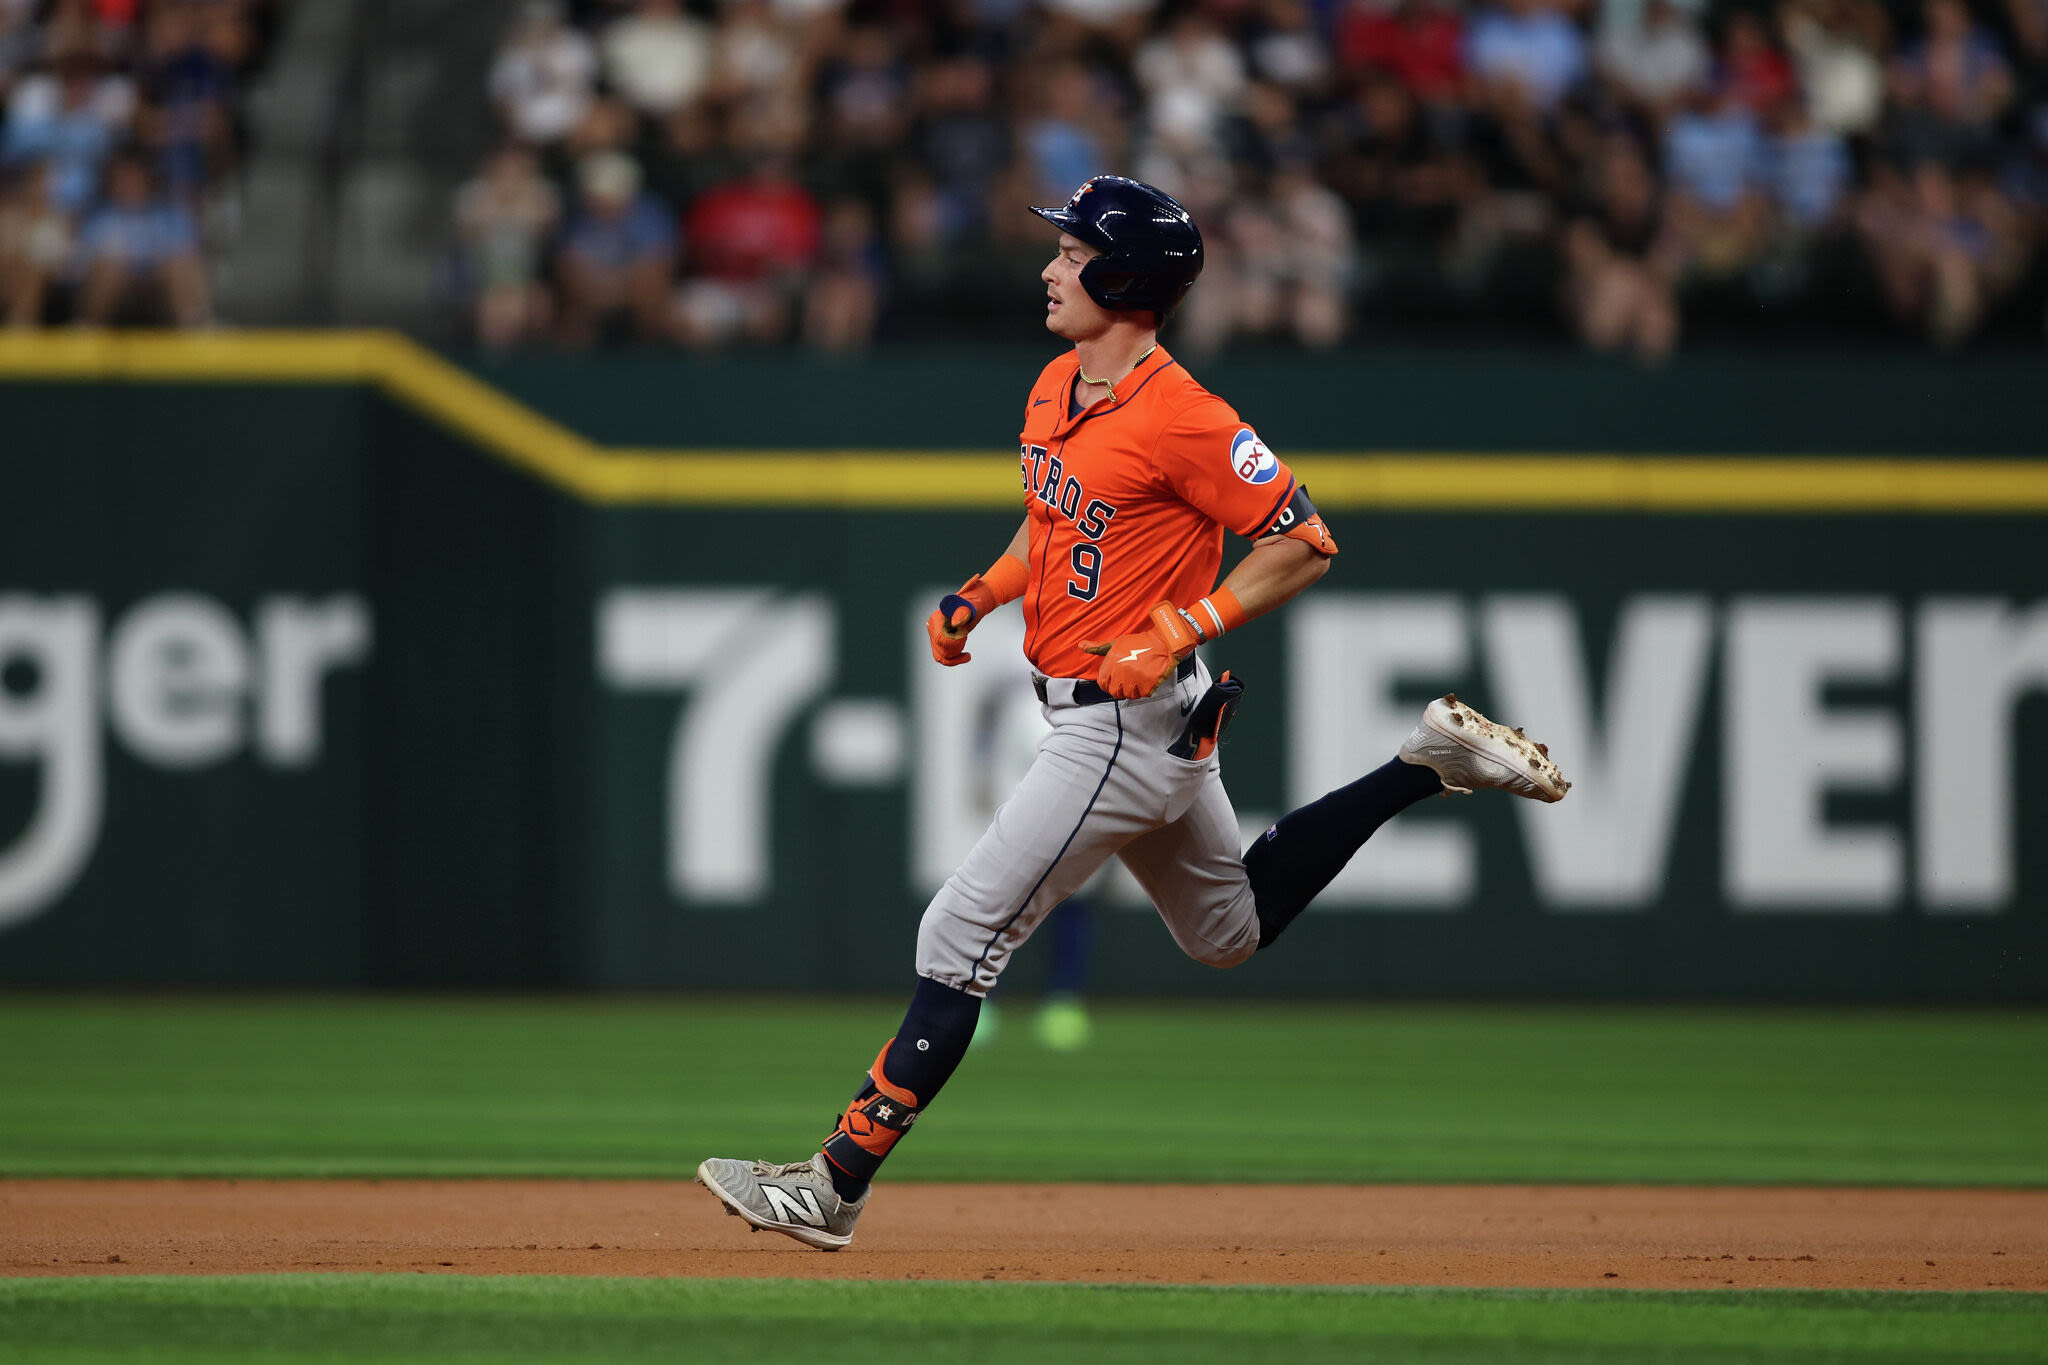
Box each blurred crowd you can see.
[0,0,277,328]
[461,0,2048,357]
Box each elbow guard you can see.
[1258,484,1338,556]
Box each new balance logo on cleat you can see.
[696,1154,869,1250]
[760,1184,827,1227]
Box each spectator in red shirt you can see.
[1721,11,1796,114]
[676,155,822,346]
[1338,0,1465,106]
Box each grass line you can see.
[1,999,2041,1185]
[1,1277,2044,1365]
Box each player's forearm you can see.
[1098,539,1326,681]
[953,520,1033,622]
[1214,537,1330,623]
[1000,517,1030,572]
[974,520,1032,612]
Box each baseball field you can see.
[2,995,2043,1362]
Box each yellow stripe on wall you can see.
[1286,456,2048,513]
[0,330,2040,513]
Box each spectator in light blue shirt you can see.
[1664,94,1763,212]
[75,151,209,326]
[1764,100,1852,231]
[1662,88,1769,272]
[1,67,120,214]
[1466,0,1588,113]
[1023,63,1109,200]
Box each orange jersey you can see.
[1016,346,1302,679]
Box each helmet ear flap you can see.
[1077,260,1175,323]
[1076,257,1133,310]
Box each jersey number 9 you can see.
[1068,542,1102,601]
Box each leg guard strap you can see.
[821,1041,922,1182]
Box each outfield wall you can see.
[1,335,2043,999]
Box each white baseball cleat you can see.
[695,1154,868,1250]
[1398,694,1570,802]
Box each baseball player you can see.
[697,176,1569,1249]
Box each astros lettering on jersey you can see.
[1017,345,1332,680]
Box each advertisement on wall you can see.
[1,354,2041,997]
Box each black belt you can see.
[1035,654,1197,706]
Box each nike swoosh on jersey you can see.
[1032,397,1051,407]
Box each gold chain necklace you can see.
[1078,344,1158,404]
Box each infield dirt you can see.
[3,1181,2043,1290]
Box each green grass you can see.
[0,1277,2042,1364]
[0,997,2042,1184]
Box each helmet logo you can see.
[1230,429,1279,486]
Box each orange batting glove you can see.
[926,556,1031,666]
[1078,601,1200,700]
[926,575,1001,666]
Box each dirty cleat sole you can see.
[1398,693,1571,802]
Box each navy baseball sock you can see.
[1244,756,1443,951]
[822,975,979,1201]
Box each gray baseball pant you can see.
[915,658,1260,996]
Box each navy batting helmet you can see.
[1030,176,1204,319]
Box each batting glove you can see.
[926,574,1003,666]
[1078,601,1200,700]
